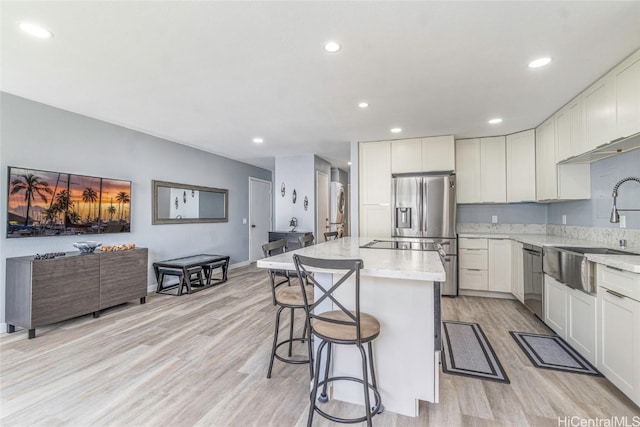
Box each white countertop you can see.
[256,237,446,282]
[459,232,640,274]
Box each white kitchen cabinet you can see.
[544,275,567,338]
[555,105,573,162]
[455,139,481,203]
[536,117,558,201]
[391,139,422,174]
[506,130,536,203]
[421,135,455,172]
[510,240,524,303]
[536,117,590,202]
[359,204,391,238]
[488,239,511,293]
[455,137,506,203]
[614,49,640,139]
[597,264,640,407]
[584,74,616,151]
[360,141,391,205]
[360,141,392,237]
[566,287,597,366]
[569,97,586,157]
[480,137,507,203]
[459,238,511,294]
[391,136,455,174]
[459,268,488,291]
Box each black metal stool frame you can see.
[262,240,311,378]
[293,254,382,427]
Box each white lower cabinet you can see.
[597,264,640,407]
[510,241,524,303]
[544,274,597,365]
[566,287,597,366]
[488,239,511,293]
[544,275,567,337]
[459,238,511,294]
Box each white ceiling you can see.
[2,1,640,171]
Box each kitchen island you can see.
[256,237,445,417]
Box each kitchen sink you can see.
[551,246,638,255]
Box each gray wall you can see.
[548,149,640,229]
[0,93,272,326]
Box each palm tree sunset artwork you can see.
[7,167,131,238]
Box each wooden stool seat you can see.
[276,284,314,306]
[312,311,380,342]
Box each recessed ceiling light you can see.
[252,137,264,144]
[348,161,352,166]
[323,41,341,53]
[488,118,503,124]
[390,128,402,134]
[358,102,369,109]
[19,21,53,39]
[528,57,552,68]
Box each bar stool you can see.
[262,240,313,378]
[299,233,315,248]
[293,254,382,427]
[323,231,338,241]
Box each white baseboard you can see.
[459,289,516,300]
[229,260,251,270]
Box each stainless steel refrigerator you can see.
[392,173,458,295]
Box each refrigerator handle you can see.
[422,178,428,236]
[417,178,423,235]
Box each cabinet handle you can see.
[467,268,482,271]
[606,265,625,272]
[606,289,626,299]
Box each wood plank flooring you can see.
[1,264,638,426]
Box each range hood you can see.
[558,131,640,165]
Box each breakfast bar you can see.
[257,237,446,417]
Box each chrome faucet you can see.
[610,177,640,223]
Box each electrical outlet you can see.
[491,215,498,224]
[620,215,626,229]
[562,215,567,225]
[242,218,247,224]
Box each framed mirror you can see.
[152,180,228,224]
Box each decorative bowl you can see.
[73,241,102,254]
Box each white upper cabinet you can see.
[455,139,481,203]
[506,130,536,203]
[569,97,585,157]
[614,49,640,139]
[555,103,573,162]
[422,135,455,172]
[480,137,507,203]
[584,74,616,151]
[455,137,506,204]
[536,117,558,201]
[391,136,455,173]
[391,139,422,173]
[360,141,391,205]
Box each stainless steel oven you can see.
[523,244,543,319]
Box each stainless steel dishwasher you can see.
[523,244,544,319]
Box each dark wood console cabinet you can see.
[268,231,313,251]
[6,248,148,339]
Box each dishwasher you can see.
[522,244,544,319]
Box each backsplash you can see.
[457,223,547,234]
[547,225,640,249]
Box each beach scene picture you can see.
[7,167,131,238]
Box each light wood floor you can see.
[1,264,638,426]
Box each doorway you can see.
[316,171,329,241]
[249,177,272,262]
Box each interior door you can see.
[316,171,329,241]
[249,178,272,262]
